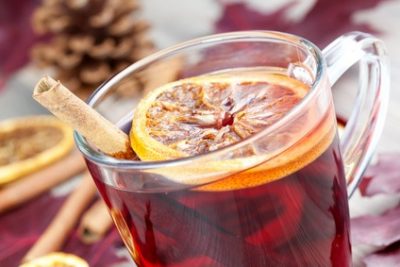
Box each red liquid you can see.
[89,134,351,267]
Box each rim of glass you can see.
[75,30,325,169]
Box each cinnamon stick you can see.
[78,199,113,244]
[0,151,85,213]
[33,76,135,159]
[22,172,97,263]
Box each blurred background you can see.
[1,0,400,266]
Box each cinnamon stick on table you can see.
[33,76,135,159]
[23,172,97,263]
[78,199,114,244]
[0,150,85,213]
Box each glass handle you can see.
[322,32,390,197]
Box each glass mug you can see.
[75,31,389,266]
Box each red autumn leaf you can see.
[363,242,400,267]
[215,0,389,47]
[0,0,43,89]
[359,153,400,196]
[0,193,126,267]
[351,204,400,247]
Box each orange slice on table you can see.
[20,252,88,267]
[0,115,74,185]
[130,70,333,190]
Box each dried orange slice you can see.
[129,69,339,191]
[131,71,308,160]
[20,252,88,267]
[0,116,74,185]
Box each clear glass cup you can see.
[75,31,389,266]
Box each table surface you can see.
[2,1,400,266]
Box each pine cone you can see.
[31,0,154,98]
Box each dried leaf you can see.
[216,0,388,47]
[359,153,400,196]
[351,205,400,246]
[0,0,43,88]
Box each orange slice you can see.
[131,71,308,159]
[20,252,88,267]
[130,70,334,190]
[0,116,74,185]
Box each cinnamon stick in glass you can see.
[33,76,135,159]
[0,151,85,213]
[22,172,97,263]
[29,76,133,260]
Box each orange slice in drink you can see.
[132,71,308,158]
[0,116,74,185]
[20,252,88,267]
[131,70,333,190]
